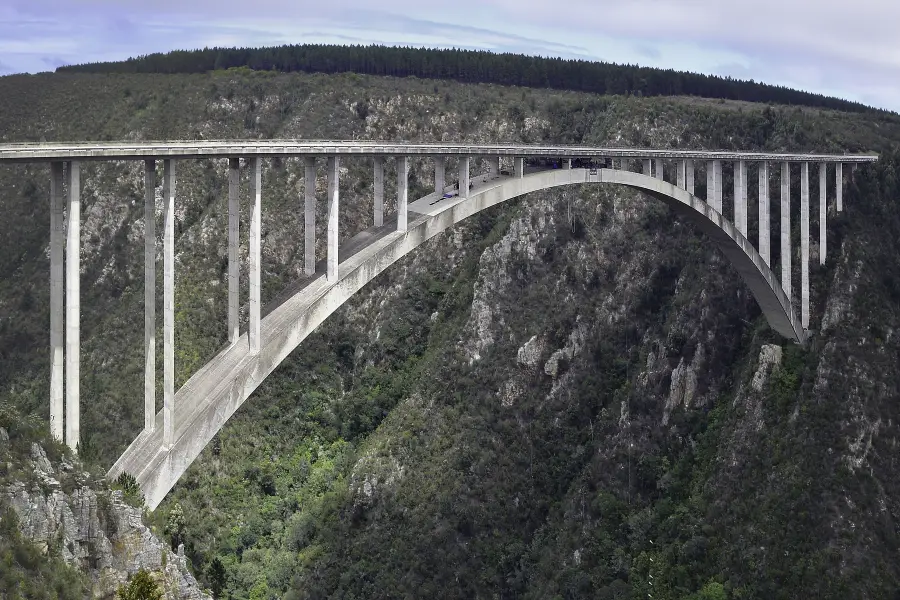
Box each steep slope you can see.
[0,69,898,599]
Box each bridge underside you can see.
[108,167,803,510]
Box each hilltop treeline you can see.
[56,44,878,114]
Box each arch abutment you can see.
[655,158,664,181]
[227,158,240,345]
[65,161,80,452]
[759,161,770,267]
[801,162,810,329]
[836,163,843,211]
[781,162,791,298]
[686,159,695,195]
[459,156,470,198]
[162,159,175,449]
[819,162,827,264]
[144,159,157,431]
[249,157,262,352]
[677,160,686,189]
[515,157,524,178]
[304,157,316,276]
[374,157,384,227]
[397,156,408,232]
[735,159,747,236]
[49,162,64,442]
[434,156,445,194]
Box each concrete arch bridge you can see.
[0,141,877,509]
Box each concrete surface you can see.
[65,161,80,452]
[145,159,157,432]
[50,162,64,442]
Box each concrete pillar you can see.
[686,160,695,195]
[836,163,843,212]
[620,158,629,171]
[677,160,686,189]
[514,157,524,178]
[434,156,445,194]
[144,160,157,432]
[459,156,470,198]
[162,160,175,450]
[758,162,770,267]
[65,161,80,452]
[643,159,651,176]
[735,160,747,236]
[374,157,384,227]
[304,157,316,276]
[801,162,810,329]
[819,163,827,265]
[249,158,261,353]
[326,156,339,281]
[713,160,723,213]
[397,156,408,232]
[781,162,791,298]
[49,162,64,442]
[562,158,571,170]
[489,156,500,178]
[655,159,664,181]
[227,158,240,345]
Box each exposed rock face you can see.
[4,444,209,600]
[751,344,783,393]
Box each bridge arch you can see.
[109,166,803,509]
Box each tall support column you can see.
[819,163,827,264]
[620,158,629,171]
[677,160,686,189]
[49,162,64,442]
[325,157,339,281]
[686,159,695,195]
[397,156,408,232]
[249,158,261,353]
[374,157,384,227]
[801,162,810,329]
[514,157,524,178]
[780,162,791,298]
[643,159,651,176]
[144,160,157,431]
[162,160,175,449]
[434,156,445,194]
[562,158,571,170]
[489,156,500,178]
[227,158,240,346]
[65,161,80,451]
[735,160,747,236]
[654,159,664,181]
[459,156,470,198]
[758,162,770,266]
[836,163,843,212]
[304,157,316,276]
[713,160,723,213]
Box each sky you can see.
[1,0,897,113]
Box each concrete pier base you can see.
[836,163,843,212]
[781,162,791,298]
[49,162,64,442]
[819,163,826,264]
[735,160,747,236]
[228,158,240,345]
[397,156,408,231]
[144,160,156,431]
[162,160,175,449]
[459,156,470,198]
[249,158,261,352]
[758,162,770,266]
[686,160,695,195]
[801,162,809,329]
[434,157,445,194]
[65,161,80,452]
[374,157,384,227]
[326,157,339,281]
[304,158,316,276]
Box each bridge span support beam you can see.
[459,156,470,198]
[759,161,770,267]
[781,162,791,298]
[801,162,810,329]
[326,157,339,282]
[434,157,445,194]
[162,159,175,449]
[735,160,747,236]
[228,158,240,345]
[304,158,316,276]
[397,156,408,232]
[144,160,157,432]
[819,163,827,264]
[65,161,80,451]
[374,157,384,227]
[49,162,64,442]
[249,158,262,352]
[836,163,843,212]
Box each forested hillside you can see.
[0,66,899,599]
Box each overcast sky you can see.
[1,0,897,112]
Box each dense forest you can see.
[55,44,884,115]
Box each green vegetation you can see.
[117,569,163,600]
